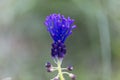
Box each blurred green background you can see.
[0,0,120,80]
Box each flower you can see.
[44,13,76,43]
[44,13,76,80]
[44,13,76,59]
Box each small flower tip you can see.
[69,74,76,80]
[46,68,54,72]
[67,66,73,71]
[53,76,59,80]
[45,62,52,68]
[72,25,76,29]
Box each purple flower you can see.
[44,13,76,59]
[44,13,76,80]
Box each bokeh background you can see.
[0,0,120,80]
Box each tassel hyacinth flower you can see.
[44,13,76,80]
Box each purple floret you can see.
[44,13,76,43]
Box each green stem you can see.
[57,61,65,80]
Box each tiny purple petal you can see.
[72,25,76,29]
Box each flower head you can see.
[44,14,76,59]
[44,13,76,43]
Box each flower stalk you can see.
[57,60,65,80]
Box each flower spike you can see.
[44,13,76,80]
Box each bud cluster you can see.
[51,40,66,59]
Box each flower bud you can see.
[69,73,76,80]
[46,68,54,72]
[45,62,51,68]
[53,76,59,80]
[67,66,73,71]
